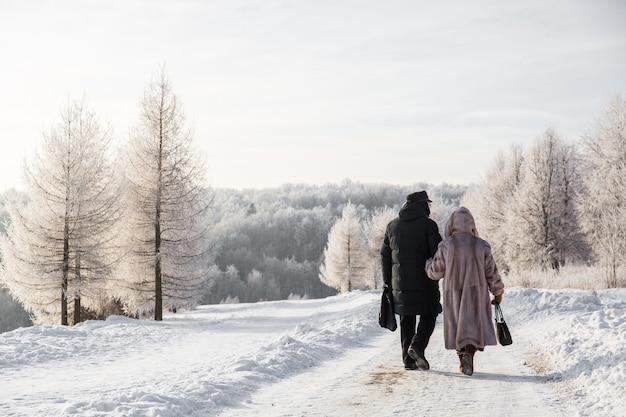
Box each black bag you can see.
[378,287,397,331]
[494,304,512,346]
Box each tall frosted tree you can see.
[509,129,585,271]
[319,202,370,292]
[119,67,213,320]
[363,207,396,289]
[580,94,626,287]
[0,99,120,325]
[463,144,524,272]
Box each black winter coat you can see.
[381,202,443,316]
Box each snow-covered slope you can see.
[0,287,624,416]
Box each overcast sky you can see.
[1,0,625,191]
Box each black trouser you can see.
[399,314,437,364]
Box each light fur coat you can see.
[425,207,504,351]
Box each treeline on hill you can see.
[202,180,466,304]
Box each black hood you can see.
[398,201,430,220]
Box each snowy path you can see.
[218,321,566,417]
[2,288,624,416]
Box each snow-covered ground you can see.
[0,287,624,417]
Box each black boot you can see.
[408,346,430,370]
[460,353,473,376]
[459,344,476,376]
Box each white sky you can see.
[1,0,625,191]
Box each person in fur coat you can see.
[425,206,504,376]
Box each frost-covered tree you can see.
[580,94,626,287]
[463,144,523,271]
[428,186,463,232]
[0,99,120,325]
[319,202,370,292]
[509,129,584,271]
[245,269,280,301]
[363,207,396,289]
[119,67,214,320]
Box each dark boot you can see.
[460,353,473,376]
[408,346,430,370]
[459,344,476,376]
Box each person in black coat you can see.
[381,191,443,370]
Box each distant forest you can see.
[199,180,465,303]
[0,181,465,331]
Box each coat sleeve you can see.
[483,242,504,296]
[425,241,446,281]
[381,233,392,287]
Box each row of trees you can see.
[0,67,214,325]
[463,94,626,287]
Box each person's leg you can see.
[399,315,417,369]
[413,314,437,351]
[408,314,437,370]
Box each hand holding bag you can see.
[494,304,512,346]
[378,287,397,331]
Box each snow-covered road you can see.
[218,319,565,417]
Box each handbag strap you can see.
[494,304,505,323]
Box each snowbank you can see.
[505,287,626,416]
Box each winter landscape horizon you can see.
[1,2,624,415]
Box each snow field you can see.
[0,287,624,416]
